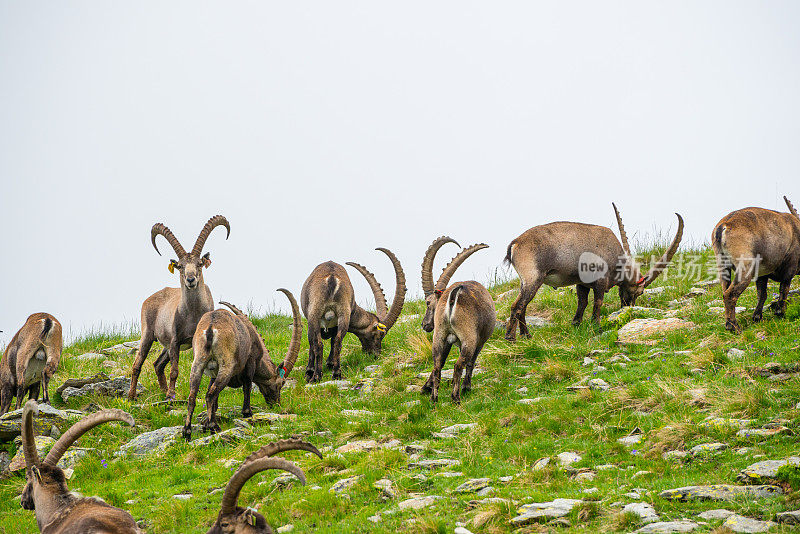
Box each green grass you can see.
[1,245,799,533]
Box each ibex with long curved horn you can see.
[183,289,303,441]
[504,204,684,339]
[0,313,62,415]
[20,400,141,533]
[420,237,495,403]
[128,215,230,400]
[207,438,322,534]
[300,248,405,382]
[711,196,800,333]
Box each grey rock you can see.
[623,502,660,524]
[690,442,727,456]
[340,409,374,418]
[373,478,397,499]
[172,493,192,501]
[0,403,69,441]
[557,452,582,466]
[190,427,251,447]
[397,495,441,510]
[697,509,734,520]
[409,458,460,470]
[118,426,184,457]
[454,478,491,494]
[330,475,363,494]
[440,423,477,434]
[722,514,776,533]
[776,510,800,525]
[737,457,800,484]
[663,450,689,461]
[518,397,542,405]
[74,352,106,361]
[475,486,494,497]
[618,434,643,446]
[276,525,294,533]
[532,457,551,470]
[510,499,582,526]
[588,378,610,391]
[635,520,699,533]
[608,307,666,322]
[659,484,782,501]
[61,377,143,402]
[728,348,746,359]
[305,379,352,390]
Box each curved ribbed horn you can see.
[219,300,245,317]
[220,458,306,515]
[643,213,684,287]
[151,223,187,258]
[612,203,632,256]
[191,215,230,257]
[421,236,460,296]
[434,243,489,292]
[22,400,40,473]
[785,196,799,218]
[345,261,388,319]
[44,409,134,467]
[276,289,303,377]
[240,438,322,467]
[376,247,406,330]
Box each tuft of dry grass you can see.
[540,358,575,383]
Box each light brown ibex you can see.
[300,248,405,382]
[128,215,230,400]
[20,400,141,534]
[207,438,321,534]
[183,289,302,441]
[711,196,800,333]
[504,204,683,339]
[420,237,495,403]
[0,313,62,415]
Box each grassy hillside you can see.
[1,245,799,533]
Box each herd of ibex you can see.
[2,197,798,531]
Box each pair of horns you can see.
[220,439,322,515]
[151,215,230,259]
[22,400,134,474]
[421,236,489,297]
[785,196,799,218]
[346,248,406,331]
[612,203,684,287]
[218,288,303,378]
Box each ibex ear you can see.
[168,259,179,274]
[201,252,212,268]
[31,465,42,483]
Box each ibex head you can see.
[209,439,322,534]
[612,203,684,307]
[420,237,489,332]
[345,248,406,356]
[151,215,230,290]
[21,401,134,519]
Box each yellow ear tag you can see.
[377,322,387,333]
[168,263,175,274]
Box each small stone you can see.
[409,458,460,470]
[617,318,696,345]
[722,514,776,533]
[623,502,660,524]
[574,471,596,482]
[690,442,727,456]
[659,484,782,501]
[776,510,800,525]
[340,409,374,418]
[583,357,595,366]
[727,348,746,359]
[276,525,294,533]
[510,499,582,526]
[698,509,734,520]
[454,478,491,493]
[172,493,192,501]
[336,440,380,454]
[737,457,800,484]
[439,423,477,434]
[618,434,643,446]
[330,475,362,494]
[635,520,699,533]
[532,457,550,470]
[117,426,183,458]
[454,528,475,534]
[434,471,463,478]
[373,478,398,499]
[475,487,494,497]
[556,452,582,466]
[397,495,441,510]
[663,450,689,461]
[736,426,788,438]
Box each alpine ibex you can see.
[183,289,302,441]
[20,400,141,534]
[0,313,62,415]
[128,215,230,400]
[504,204,684,339]
[300,248,405,382]
[207,438,321,534]
[711,196,800,333]
[420,237,495,403]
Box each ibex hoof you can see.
[450,393,461,404]
[332,371,342,380]
[421,382,432,393]
[752,313,763,322]
[182,427,192,442]
[725,320,742,334]
[504,334,517,342]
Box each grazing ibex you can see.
[20,400,141,534]
[711,196,800,333]
[300,248,405,382]
[129,215,230,400]
[0,313,62,415]
[207,438,321,534]
[420,237,495,403]
[183,289,302,441]
[504,204,684,339]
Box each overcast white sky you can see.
[1,2,799,345]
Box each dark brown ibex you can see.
[129,215,230,400]
[183,289,302,441]
[504,204,683,339]
[420,237,495,403]
[0,313,62,415]
[207,438,322,534]
[20,400,141,534]
[711,196,800,332]
[300,248,405,382]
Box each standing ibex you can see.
[128,215,230,400]
[504,204,684,339]
[183,289,302,441]
[0,313,62,415]
[711,196,800,333]
[20,400,141,534]
[420,237,495,403]
[300,248,405,382]
[207,438,321,533]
